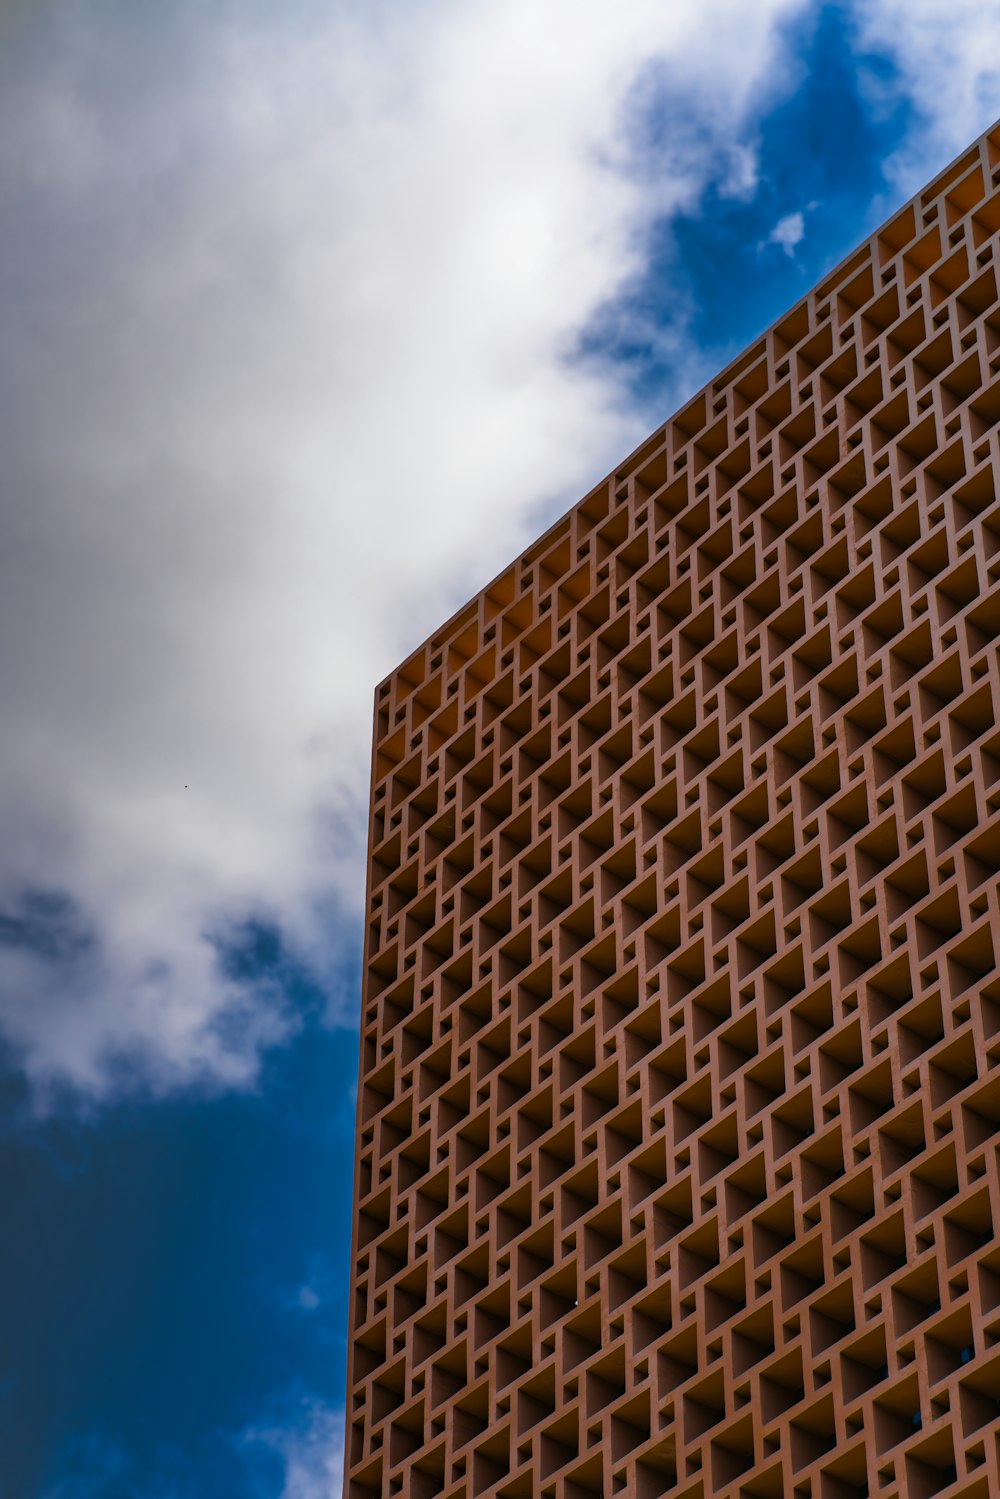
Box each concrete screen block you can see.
[346,120,1000,1499]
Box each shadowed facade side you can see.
[345,120,1000,1499]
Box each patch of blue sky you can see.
[578,3,916,413]
[0,888,97,968]
[0,934,357,1499]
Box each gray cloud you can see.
[1,0,821,1102]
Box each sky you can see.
[0,2,999,1495]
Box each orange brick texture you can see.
[346,122,1000,1499]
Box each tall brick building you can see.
[345,121,1000,1498]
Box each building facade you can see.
[345,122,1000,1499]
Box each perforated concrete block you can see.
[346,120,1000,1499]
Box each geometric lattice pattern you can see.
[346,120,1000,1499]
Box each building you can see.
[345,120,1000,1499]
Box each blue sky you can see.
[1,3,998,1496]
[0,923,358,1498]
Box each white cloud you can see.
[719,142,760,201]
[244,1397,345,1499]
[767,209,805,255]
[850,0,1000,193]
[0,0,810,1103]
